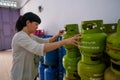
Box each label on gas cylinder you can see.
[80,46,100,49]
[82,41,96,44]
[80,41,100,50]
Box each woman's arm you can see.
[30,34,49,43]
[31,30,64,43]
[43,34,80,54]
[16,33,80,56]
[49,30,64,42]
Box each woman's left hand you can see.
[57,30,65,36]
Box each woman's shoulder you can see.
[13,31,29,40]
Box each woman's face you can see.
[26,20,39,33]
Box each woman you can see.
[10,12,81,80]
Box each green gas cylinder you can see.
[104,58,120,80]
[66,48,80,58]
[62,24,80,49]
[80,52,102,64]
[78,20,107,54]
[103,23,117,35]
[62,24,81,80]
[64,24,79,34]
[77,20,107,80]
[78,60,106,80]
[106,19,120,60]
[104,67,120,80]
[110,59,120,76]
[64,71,80,80]
[63,55,80,73]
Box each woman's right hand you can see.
[63,34,81,46]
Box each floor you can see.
[0,49,12,80]
[0,49,39,80]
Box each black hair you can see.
[15,12,41,32]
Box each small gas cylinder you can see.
[106,19,120,60]
[104,67,120,80]
[110,59,120,76]
[62,24,80,49]
[78,20,107,54]
[44,49,58,66]
[102,23,117,35]
[63,55,80,73]
[77,60,106,80]
[39,62,46,80]
[64,71,80,80]
[44,67,58,80]
[66,48,80,58]
[80,52,102,64]
[62,24,81,80]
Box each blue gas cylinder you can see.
[39,35,60,66]
[44,67,58,80]
[39,61,46,80]
[44,49,59,66]
[59,46,66,80]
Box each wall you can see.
[0,8,20,50]
[20,0,120,35]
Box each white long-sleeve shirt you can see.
[10,31,49,80]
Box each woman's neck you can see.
[22,27,31,36]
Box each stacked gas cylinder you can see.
[43,49,59,80]
[104,19,120,80]
[78,20,107,80]
[39,35,66,80]
[39,35,59,80]
[62,24,81,80]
